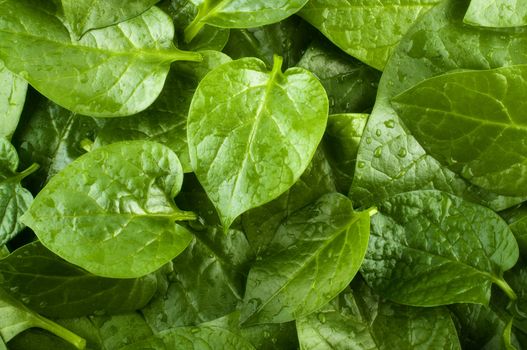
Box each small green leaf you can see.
[464,0,527,28]
[188,55,328,229]
[362,190,519,306]
[0,64,27,140]
[21,141,195,278]
[240,193,371,325]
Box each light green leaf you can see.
[188,56,328,229]
[297,283,461,350]
[95,51,231,173]
[0,242,157,318]
[184,0,309,42]
[464,0,527,28]
[0,138,37,245]
[392,65,527,197]
[350,0,527,211]
[0,64,27,140]
[21,141,195,278]
[58,0,160,38]
[240,193,371,325]
[299,0,442,70]
[362,190,519,306]
[0,288,85,349]
[0,1,201,117]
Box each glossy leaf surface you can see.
[0,65,27,140]
[464,0,527,28]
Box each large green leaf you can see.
[95,51,231,173]
[350,0,527,211]
[184,0,310,42]
[0,242,157,318]
[296,39,381,114]
[297,282,461,350]
[0,138,37,245]
[502,206,527,256]
[0,288,85,349]
[21,141,195,278]
[188,56,328,229]
[0,1,201,117]
[13,93,100,193]
[361,190,519,306]
[299,0,442,70]
[0,64,27,140]
[392,65,527,197]
[464,0,527,28]
[240,193,371,325]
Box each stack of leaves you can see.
[1,0,527,349]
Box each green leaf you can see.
[0,138,38,245]
[21,141,195,278]
[161,0,230,51]
[0,242,157,318]
[296,39,381,114]
[0,1,201,117]
[501,206,527,257]
[12,93,100,193]
[95,51,231,173]
[0,64,27,140]
[0,288,85,349]
[464,0,527,28]
[362,190,519,306]
[58,0,160,38]
[184,0,310,43]
[223,16,314,69]
[240,193,371,325]
[392,65,527,197]
[299,0,442,70]
[188,56,328,229]
[297,282,461,350]
[351,0,527,211]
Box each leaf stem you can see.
[494,277,517,301]
[35,315,86,350]
[10,163,39,183]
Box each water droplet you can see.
[39,301,48,308]
[263,331,271,338]
[357,161,365,169]
[375,129,382,137]
[191,327,200,334]
[365,137,372,144]
[373,147,382,158]
[397,148,407,158]
[9,286,19,293]
[248,298,262,310]
[21,296,30,304]
[317,313,327,324]
[384,120,395,128]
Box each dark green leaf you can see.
[501,206,527,257]
[362,190,518,306]
[21,141,194,278]
[188,56,328,229]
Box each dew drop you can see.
[21,296,30,304]
[191,327,200,334]
[397,148,407,158]
[384,119,395,128]
[375,129,382,137]
[373,147,382,158]
[317,313,327,324]
[357,161,366,169]
[365,137,372,144]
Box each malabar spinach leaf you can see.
[464,0,527,28]
[0,65,27,140]
[0,138,37,245]
[392,64,527,197]
[58,0,160,38]
[21,141,195,278]
[502,206,527,256]
[0,1,201,117]
[95,51,231,173]
[0,242,157,318]
[297,282,461,350]
[299,0,442,70]
[362,190,518,306]
[240,193,371,325]
[188,55,328,229]
[183,0,310,43]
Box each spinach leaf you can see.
[13,93,100,193]
[21,141,195,278]
[0,1,201,117]
[296,39,381,114]
[392,64,527,197]
[183,0,310,43]
[240,193,371,325]
[95,51,231,173]
[161,0,230,51]
[299,0,442,70]
[57,0,160,38]
[0,138,38,245]
[0,287,85,349]
[0,65,27,140]
[0,242,157,318]
[464,0,527,28]
[188,55,328,229]
[351,0,527,211]
[362,190,518,306]
[501,206,527,256]
[297,282,461,349]
[223,16,314,69]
